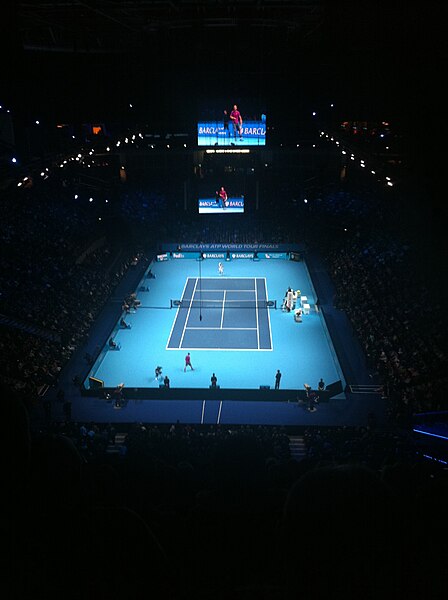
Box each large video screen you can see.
[197,105,266,147]
[198,195,244,214]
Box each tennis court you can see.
[167,277,273,350]
[87,255,345,391]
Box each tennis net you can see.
[171,299,276,309]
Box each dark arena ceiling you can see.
[8,1,332,126]
[17,0,325,55]
[6,1,443,170]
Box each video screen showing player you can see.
[198,186,244,213]
[197,103,266,147]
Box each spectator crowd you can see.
[2,145,447,599]
[5,396,446,599]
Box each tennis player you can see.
[218,262,224,276]
[217,186,228,208]
[229,104,243,140]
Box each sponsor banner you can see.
[203,252,226,259]
[160,243,305,252]
[231,252,254,259]
[161,242,292,252]
[259,252,289,260]
[171,252,201,259]
[156,253,169,262]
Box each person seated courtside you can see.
[286,288,294,311]
[294,308,302,322]
[120,318,131,329]
[127,293,141,309]
[109,337,120,350]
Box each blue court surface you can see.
[167,277,272,350]
[88,257,345,392]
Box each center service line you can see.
[201,400,206,424]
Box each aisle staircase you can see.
[349,384,386,397]
[289,435,306,461]
[0,313,61,343]
[106,432,127,454]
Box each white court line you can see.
[189,299,257,303]
[185,327,257,330]
[264,276,274,351]
[165,277,191,349]
[165,276,274,351]
[217,401,223,424]
[179,278,198,348]
[166,346,273,352]
[198,279,256,290]
[201,400,205,424]
[220,290,226,329]
[195,289,255,293]
[255,278,260,350]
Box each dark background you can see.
[2,2,443,140]
[1,2,444,262]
